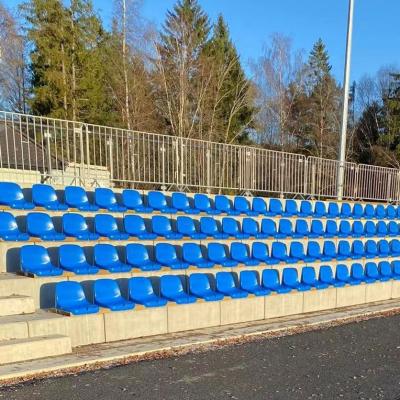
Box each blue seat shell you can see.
[32,184,67,211]
[129,277,167,307]
[95,188,127,212]
[189,274,224,301]
[94,244,131,273]
[64,186,99,211]
[62,213,99,240]
[160,275,196,304]
[0,212,29,241]
[94,279,134,311]
[20,245,63,276]
[0,182,34,209]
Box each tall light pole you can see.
[337,0,355,200]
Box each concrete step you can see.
[0,273,35,298]
[0,334,72,365]
[0,295,35,317]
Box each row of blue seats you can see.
[1,182,399,220]
[2,211,400,242]
[20,239,400,276]
[55,261,400,314]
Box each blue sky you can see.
[8,0,400,82]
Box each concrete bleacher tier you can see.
[1,181,400,364]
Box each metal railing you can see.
[1,110,400,203]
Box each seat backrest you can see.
[234,196,250,212]
[200,217,219,235]
[94,279,122,303]
[160,275,184,298]
[194,193,212,211]
[122,189,143,209]
[279,219,292,235]
[300,200,312,215]
[339,220,351,235]
[314,201,326,215]
[231,242,249,261]
[285,200,298,214]
[269,198,282,214]
[0,212,19,235]
[65,186,89,207]
[365,262,379,279]
[189,273,211,294]
[388,221,399,235]
[352,221,364,235]
[282,268,298,286]
[176,216,196,235]
[126,243,150,265]
[215,195,232,212]
[379,261,392,277]
[155,243,178,264]
[171,192,190,210]
[21,245,51,269]
[222,217,240,235]
[94,244,119,267]
[365,239,378,254]
[352,240,364,255]
[319,265,333,283]
[261,218,276,235]
[376,221,387,235]
[152,215,173,235]
[328,202,339,217]
[0,182,24,204]
[148,191,168,209]
[378,239,390,254]
[391,239,400,253]
[252,241,269,260]
[124,215,147,235]
[352,203,364,218]
[364,221,376,235]
[290,241,304,258]
[364,204,375,218]
[336,264,350,280]
[32,184,58,206]
[307,241,321,257]
[56,281,86,308]
[182,243,203,263]
[386,205,396,219]
[129,277,155,300]
[272,242,287,258]
[59,244,87,268]
[27,212,55,235]
[338,240,351,256]
[240,270,259,290]
[207,243,228,262]
[351,263,365,280]
[393,260,400,275]
[242,218,258,235]
[325,220,338,235]
[323,241,336,257]
[341,203,352,217]
[310,219,323,235]
[262,269,280,289]
[95,214,120,235]
[375,204,386,218]
[216,272,236,292]
[252,197,267,213]
[62,213,88,235]
[95,188,117,208]
[301,266,316,285]
[295,219,309,235]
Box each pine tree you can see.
[308,38,331,87]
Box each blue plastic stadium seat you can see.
[336,264,360,285]
[240,270,270,296]
[242,218,267,239]
[176,216,206,239]
[338,220,352,238]
[386,205,396,220]
[182,243,214,269]
[340,203,352,218]
[325,220,338,238]
[193,194,221,215]
[294,219,309,238]
[171,192,199,215]
[378,239,390,257]
[94,214,129,240]
[375,205,386,219]
[64,186,99,211]
[55,281,99,315]
[337,240,352,261]
[376,221,388,237]
[62,213,99,241]
[283,200,298,217]
[364,221,376,237]
[379,261,394,281]
[314,201,327,217]
[289,241,314,263]
[94,244,131,273]
[148,191,177,214]
[365,262,386,282]
[27,212,65,241]
[155,243,188,270]
[352,263,375,284]
[128,277,167,307]
[94,279,134,311]
[261,219,277,238]
[124,215,157,240]
[319,265,345,287]
[208,243,238,267]
[282,268,310,291]
[262,269,291,293]
[391,239,400,256]
[363,204,375,219]
[234,196,258,216]
[302,266,328,289]
[216,272,248,298]
[309,220,324,238]
[189,274,224,301]
[32,184,67,211]
[298,200,313,217]
[326,202,339,218]
[222,217,249,239]
[252,242,278,265]
[352,203,364,219]
[0,182,34,209]
[231,242,259,266]
[59,244,99,274]
[393,261,400,279]
[215,195,239,216]
[322,241,337,261]
[126,243,161,271]
[352,221,364,238]
[200,217,228,239]
[122,189,153,213]
[95,188,127,212]
[307,241,323,261]
[388,221,399,237]
[271,242,293,263]
[351,240,365,259]
[20,245,63,276]
[151,215,182,240]
[0,212,29,241]
[160,275,196,304]
[276,219,293,239]
[268,198,283,216]
[252,197,268,215]
[365,240,378,258]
